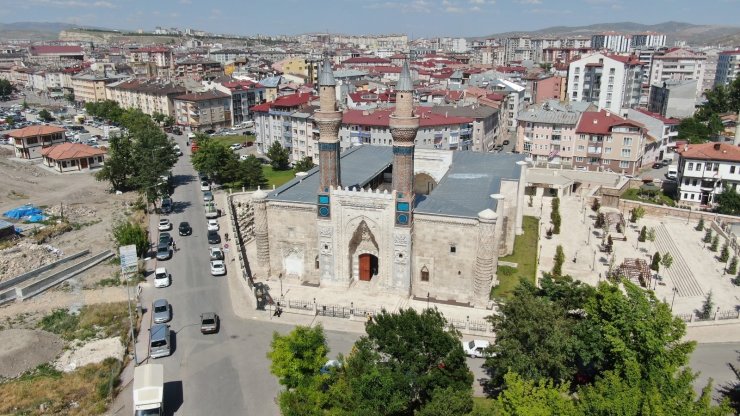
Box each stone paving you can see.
[535,194,740,318]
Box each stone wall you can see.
[412,214,479,303]
[266,202,319,283]
[500,180,519,255]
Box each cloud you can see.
[528,7,571,14]
[363,0,432,13]
[518,0,542,3]
[27,0,115,7]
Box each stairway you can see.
[653,224,704,297]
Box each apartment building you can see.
[631,32,667,49]
[626,108,679,164]
[504,37,532,64]
[173,89,231,132]
[428,105,500,152]
[174,58,223,81]
[648,79,697,119]
[208,49,248,65]
[106,79,186,117]
[591,32,632,53]
[516,101,592,166]
[567,53,643,114]
[714,50,740,87]
[251,92,316,156]
[72,73,127,103]
[573,110,645,174]
[27,45,84,63]
[676,142,740,207]
[210,80,266,126]
[127,47,172,77]
[648,48,706,100]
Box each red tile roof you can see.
[343,108,473,128]
[720,50,740,55]
[606,54,641,65]
[677,142,740,162]
[576,110,642,135]
[8,125,65,138]
[249,92,315,112]
[40,143,106,160]
[342,57,391,65]
[132,47,170,53]
[174,89,230,102]
[30,45,83,55]
[368,66,402,74]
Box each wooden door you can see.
[359,254,371,281]
[80,158,88,169]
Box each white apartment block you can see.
[504,37,532,64]
[516,102,584,166]
[626,108,679,164]
[714,50,740,87]
[106,79,185,117]
[568,53,644,114]
[676,142,740,207]
[631,33,666,49]
[649,48,706,100]
[591,33,632,53]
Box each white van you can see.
[666,165,678,180]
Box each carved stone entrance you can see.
[348,220,379,282]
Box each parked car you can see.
[158,218,172,231]
[172,127,182,135]
[173,144,182,156]
[229,143,242,150]
[159,232,172,246]
[207,219,219,231]
[207,230,221,244]
[156,243,172,261]
[200,312,219,334]
[210,260,226,276]
[152,299,172,323]
[661,158,673,166]
[239,154,250,161]
[462,339,492,358]
[209,246,224,260]
[652,162,663,169]
[178,221,192,236]
[665,165,678,180]
[160,198,172,214]
[203,191,213,202]
[502,139,510,145]
[204,129,216,135]
[201,181,211,192]
[154,267,171,288]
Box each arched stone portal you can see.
[348,220,380,281]
[414,173,437,195]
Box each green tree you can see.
[0,79,14,98]
[629,206,645,223]
[191,135,239,183]
[38,109,54,122]
[417,386,474,416]
[481,372,577,416]
[695,218,705,231]
[94,134,135,191]
[21,99,28,110]
[111,220,148,257]
[677,117,718,144]
[63,92,75,103]
[268,325,328,390]
[715,184,740,216]
[151,112,166,124]
[267,141,290,170]
[720,242,730,262]
[238,155,267,189]
[661,252,674,272]
[293,156,316,173]
[163,115,175,127]
[728,256,738,275]
[552,245,565,277]
[704,228,713,244]
[591,198,600,212]
[638,226,647,242]
[711,235,720,252]
[651,251,661,272]
[646,227,656,243]
[4,116,14,126]
[331,308,472,415]
[700,291,715,319]
[551,197,561,234]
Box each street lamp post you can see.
[670,287,678,311]
[120,245,139,366]
[592,249,597,270]
[427,292,430,310]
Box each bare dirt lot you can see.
[0,329,64,378]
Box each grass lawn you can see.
[210,134,256,147]
[262,165,296,188]
[491,215,539,300]
[472,397,496,412]
[621,188,676,207]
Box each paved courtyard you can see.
[534,194,740,318]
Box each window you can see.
[621,149,631,157]
[623,137,633,146]
[683,193,688,199]
[421,266,429,282]
[688,162,693,171]
[576,156,584,162]
[696,163,702,170]
[692,179,697,186]
[713,163,719,172]
[691,194,695,200]
[619,161,629,168]
[315,256,319,269]
[605,147,612,153]
[732,166,736,174]
[577,145,585,151]
[450,245,456,254]
[684,178,689,185]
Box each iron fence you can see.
[468,319,493,333]
[448,318,466,330]
[676,313,693,323]
[717,309,740,320]
[317,304,351,318]
[286,299,314,311]
[352,307,379,318]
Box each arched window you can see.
[420,266,429,282]
[315,255,320,269]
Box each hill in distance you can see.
[480,21,740,46]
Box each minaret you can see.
[315,57,342,218]
[390,60,419,227]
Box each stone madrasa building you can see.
[249,59,527,307]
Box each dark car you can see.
[652,162,663,169]
[172,128,182,135]
[502,139,510,145]
[156,243,172,260]
[159,232,172,246]
[161,198,172,214]
[207,230,221,244]
[204,129,216,135]
[178,221,192,236]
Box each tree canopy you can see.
[0,79,15,98]
[267,141,290,170]
[190,134,267,189]
[293,156,316,173]
[678,76,740,143]
[715,184,740,215]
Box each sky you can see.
[0,0,738,38]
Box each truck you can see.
[133,363,164,416]
[205,201,220,219]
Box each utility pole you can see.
[120,245,139,366]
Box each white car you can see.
[158,218,172,231]
[239,154,250,161]
[201,181,211,192]
[154,267,171,288]
[229,143,242,150]
[209,246,224,260]
[207,219,219,231]
[210,260,226,276]
[462,339,492,358]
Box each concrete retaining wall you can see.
[0,287,18,306]
[0,249,90,292]
[19,250,113,301]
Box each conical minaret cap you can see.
[318,58,335,86]
[396,59,413,92]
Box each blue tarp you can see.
[3,205,42,220]
[26,214,47,223]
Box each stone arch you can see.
[348,220,380,281]
[414,172,437,195]
[420,265,429,282]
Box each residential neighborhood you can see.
[0,2,740,415]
